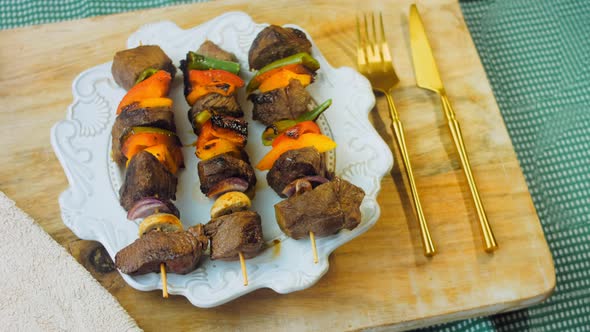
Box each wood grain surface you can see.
[0,0,555,331]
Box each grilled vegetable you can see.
[186,51,240,74]
[195,117,247,160]
[117,70,172,114]
[247,53,319,92]
[138,213,183,236]
[256,133,336,170]
[143,144,179,175]
[135,68,159,85]
[261,99,331,145]
[271,121,320,147]
[122,97,174,113]
[210,191,252,218]
[186,69,244,105]
[127,197,180,220]
[121,127,183,169]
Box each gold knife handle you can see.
[440,94,498,252]
[385,92,436,256]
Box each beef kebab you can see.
[180,41,264,285]
[247,25,366,263]
[109,45,207,297]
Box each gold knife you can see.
[408,4,498,252]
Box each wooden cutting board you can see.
[0,0,554,330]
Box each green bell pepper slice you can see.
[261,99,332,145]
[187,52,240,75]
[247,52,320,93]
[135,68,159,85]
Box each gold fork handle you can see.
[385,92,436,257]
[440,94,498,252]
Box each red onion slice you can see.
[295,179,313,195]
[206,177,249,198]
[282,176,330,197]
[127,197,179,220]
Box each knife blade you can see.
[408,4,444,93]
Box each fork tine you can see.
[378,12,392,63]
[356,15,367,69]
[370,12,381,63]
[363,12,370,46]
[363,12,378,71]
[378,12,385,44]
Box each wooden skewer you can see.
[154,222,169,298]
[160,263,168,298]
[310,231,318,264]
[238,252,248,286]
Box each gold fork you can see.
[357,12,436,256]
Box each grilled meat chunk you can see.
[274,177,365,239]
[111,45,176,90]
[249,79,311,125]
[197,40,238,62]
[111,106,176,166]
[119,151,178,211]
[204,211,264,260]
[187,95,243,134]
[248,25,312,70]
[267,147,324,196]
[115,225,208,275]
[197,153,256,196]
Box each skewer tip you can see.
[310,231,318,264]
[238,252,248,286]
[160,263,168,298]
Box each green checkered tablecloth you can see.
[2,0,588,331]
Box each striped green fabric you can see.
[0,0,208,29]
[2,0,589,331]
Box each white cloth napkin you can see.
[0,191,141,331]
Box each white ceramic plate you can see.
[50,12,393,307]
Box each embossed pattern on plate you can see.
[50,12,393,307]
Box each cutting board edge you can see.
[363,285,554,332]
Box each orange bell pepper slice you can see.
[256,133,336,170]
[122,97,174,113]
[271,121,320,148]
[259,71,311,93]
[121,128,183,169]
[248,64,311,93]
[186,69,244,105]
[189,69,245,87]
[143,144,179,175]
[196,138,240,160]
[117,70,171,114]
[195,120,245,160]
[186,85,234,105]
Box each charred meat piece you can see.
[197,153,256,196]
[188,93,243,133]
[248,25,312,70]
[249,79,311,126]
[210,114,248,138]
[119,151,178,211]
[197,40,238,62]
[111,45,176,91]
[274,177,365,239]
[267,147,324,197]
[204,211,264,260]
[115,225,208,275]
[111,106,176,166]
